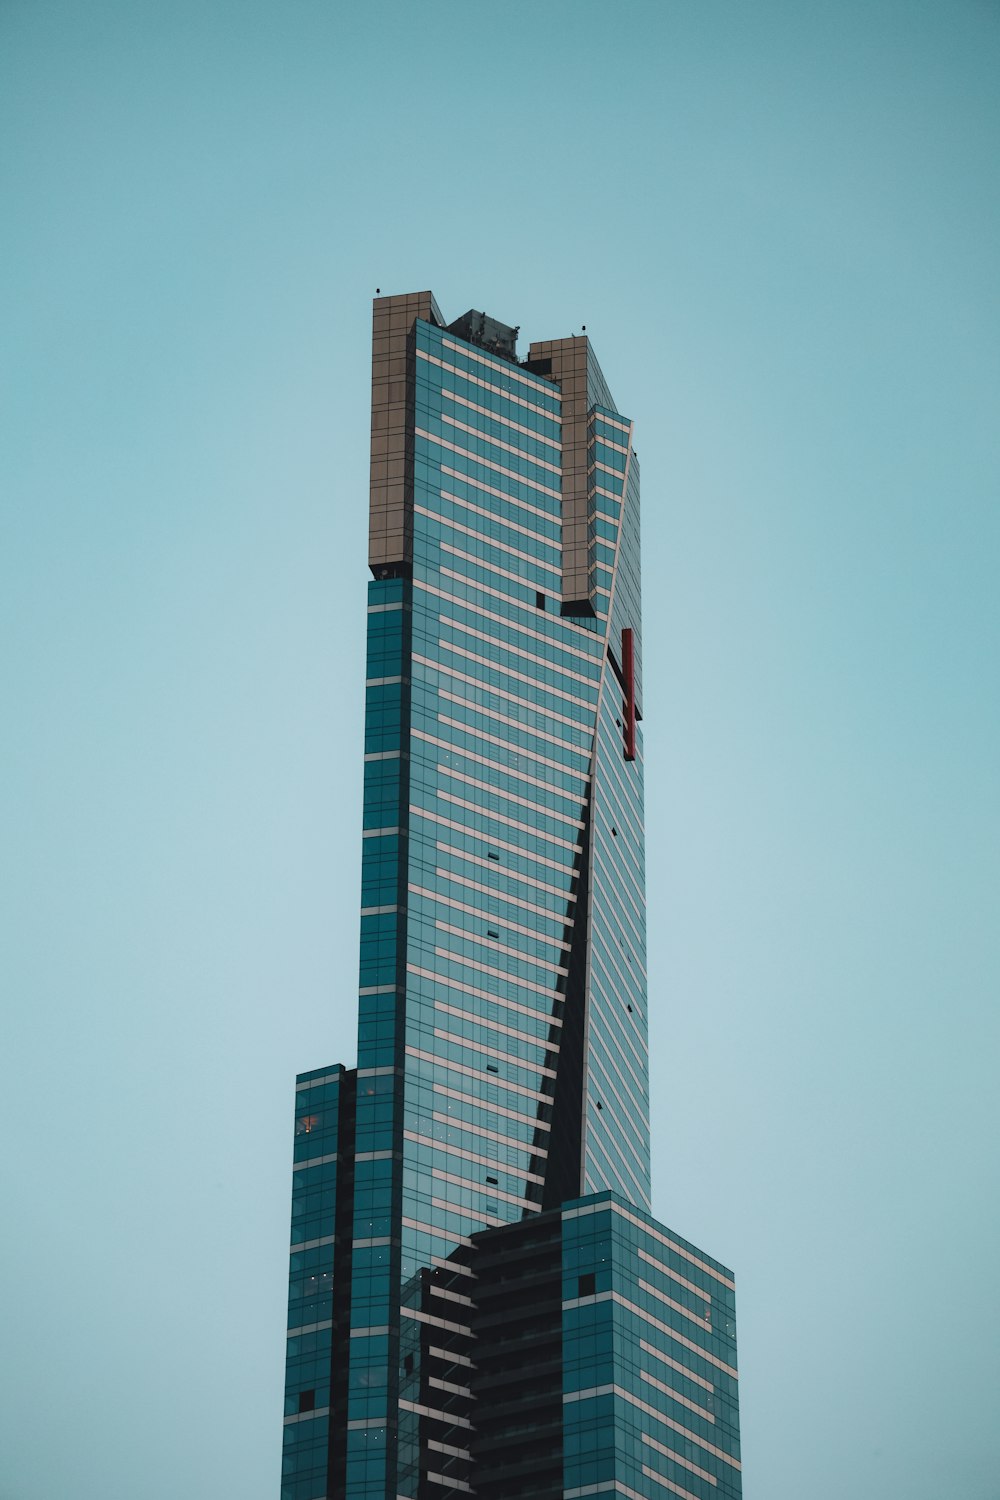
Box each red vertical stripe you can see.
[622,627,636,762]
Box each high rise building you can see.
[281,292,741,1500]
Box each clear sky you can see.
[2,3,998,1497]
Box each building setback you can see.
[281,292,741,1500]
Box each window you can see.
[578,1273,596,1298]
[298,1389,315,1413]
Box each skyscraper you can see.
[281,292,741,1500]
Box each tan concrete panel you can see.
[369,292,440,572]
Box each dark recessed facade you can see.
[281,293,742,1500]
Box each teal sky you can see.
[2,3,998,1497]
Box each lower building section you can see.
[282,1071,741,1500]
[557,1197,740,1500]
[283,1064,357,1500]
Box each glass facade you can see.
[280,294,740,1500]
[561,1195,740,1500]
